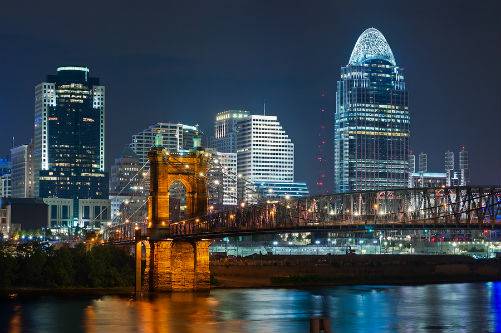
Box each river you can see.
[2,282,501,332]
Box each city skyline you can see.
[0,0,500,191]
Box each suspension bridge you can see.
[102,145,501,292]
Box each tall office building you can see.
[34,66,109,228]
[408,153,416,187]
[130,123,201,165]
[213,110,249,153]
[207,151,238,207]
[10,142,34,198]
[444,147,470,187]
[334,28,410,192]
[0,158,10,198]
[110,148,144,196]
[459,146,470,186]
[237,115,294,201]
[445,150,455,186]
[418,153,428,173]
[0,173,11,198]
[109,148,147,219]
[209,111,246,206]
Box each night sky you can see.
[1,0,500,192]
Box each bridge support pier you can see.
[136,238,210,292]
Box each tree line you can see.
[0,242,135,289]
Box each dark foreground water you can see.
[3,282,501,333]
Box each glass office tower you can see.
[334,28,410,192]
[34,67,108,222]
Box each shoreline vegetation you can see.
[2,243,501,297]
[0,242,134,292]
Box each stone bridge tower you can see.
[136,145,211,292]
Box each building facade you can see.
[207,151,238,207]
[109,148,146,220]
[335,28,410,192]
[236,115,294,201]
[459,146,470,186]
[255,181,309,199]
[444,147,470,187]
[445,150,455,186]
[1,173,11,198]
[0,158,11,198]
[130,123,201,165]
[33,66,109,226]
[409,172,447,188]
[0,198,49,233]
[418,153,428,173]
[10,142,34,198]
[213,110,249,153]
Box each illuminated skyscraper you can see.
[34,66,109,228]
[237,114,295,201]
[418,153,428,173]
[334,28,410,192]
[10,142,34,198]
[445,150,455,186]
[459,146,470,186]
[212,110,249,153]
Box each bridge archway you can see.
[147,147,209,229]
[168,180,188,222]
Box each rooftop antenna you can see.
[11,137,14,149]
[263,100,266,116]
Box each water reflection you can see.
[2,283,499,333]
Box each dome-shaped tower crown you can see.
[348,28,396,66]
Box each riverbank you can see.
[211,254,501,288]
[4,253,501,296]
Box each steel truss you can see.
[105,186,501,241]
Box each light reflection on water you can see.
[2,282,501,333]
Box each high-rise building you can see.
[444,147,470,187]
[408,153,416,187]
[109,148,144,197]
[0,158,11,198]
[418,153,428,173]
[236,114,295,201]
[334,28,410,192]
[109,148,147,219]
[445,150,455,186]
[0,173,11,198]
[130,123,201,165]
[34,66,109,227]
[459,146,470,186]
[213,110,249,153]
[10,142,34,198]
[237,115,294,182]
[207,151,238,207]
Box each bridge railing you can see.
[166,186,501,238]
